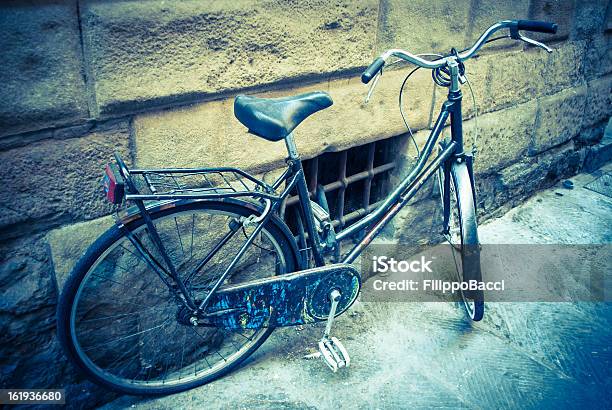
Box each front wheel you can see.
[437,159,484,321]
[57,200,298,395]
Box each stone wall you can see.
[0,0,610,407]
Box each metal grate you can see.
[284,136,403,232]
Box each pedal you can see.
[318,336,350,372]
[317,289,351,372]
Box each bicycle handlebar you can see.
[361,19,557,84]
[517,20,558,34]
[361,57,385,84]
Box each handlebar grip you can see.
[517,20,558,34]
[361,57,385,84]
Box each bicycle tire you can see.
[438,160,484,321]
[57,200,299,395]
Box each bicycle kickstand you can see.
[318,289,350,372]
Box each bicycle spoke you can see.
[82,318,171,352]
[119,244,142,260]
[234,331,254,342]
[109,320,164,380]
[130,232,172,278]
[90,273,132,288]
[190,214,195,259]
[175,217,186,256]
[214,349,227,362]
[78,294,160,311]
[185,225,240,284]
[179,327,187,380]
[106,341,140,376]
[79,305,168,323]
[189,326,212,344]
[189,328,215,370]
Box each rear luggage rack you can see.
[113,154,280,202]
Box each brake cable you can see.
[464,73,479,157]
[397,53,446,160]
[459,34,512,54]
[399,66,421,158]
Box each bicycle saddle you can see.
[234,91,333,141]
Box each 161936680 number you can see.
[0,389,65,405]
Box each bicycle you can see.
[57,20,557,395]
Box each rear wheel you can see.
[57,201,298,395]
[437,159,484,321]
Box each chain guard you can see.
[200,264,361,330]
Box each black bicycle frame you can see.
[117,87,469,314]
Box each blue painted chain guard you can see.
[200,263,361,330]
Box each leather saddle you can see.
[234,91,333,141]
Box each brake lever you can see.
[509,24,553,53]
[517,33,553,53]
[365,69,382,103]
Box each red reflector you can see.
[103,163,125,204]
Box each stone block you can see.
[528,0,575,41]
[80,0,378,117]
[473,172,506,217]
[532,85,587,154]
[0,336,115,407]
[468,46,548,114]
[134,97,286,171]
[378,0,471,55]
[583,75,612,128]
[544,41,585,94]
[0,121,130,240]
[584,35,612,79]
[47,216,115,291]
[572,0,608,39]
[0,234,58,387]
[467,0,530,45]
[0,339,65,389]
[463,100,538,174]
[576,122,606,146]
[0,235,55,316]
[134,68,435,170]
[0,1,89,138]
